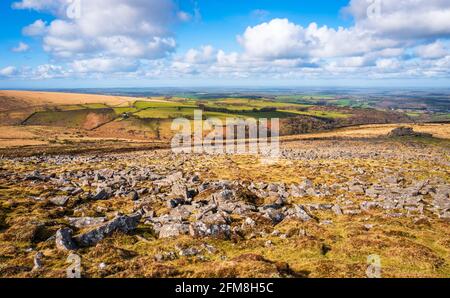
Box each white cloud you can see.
[238,19,399,60]
[12,0,67,16]
[343,0,450,39]
[415,41,448,59]
[238,19,309,60]
[71,58,139,73]
[22,19,47,36]
[183,45,216,64]
[32,64,68,79]
[14,0,179,60]
[12,42,30,53]
[177,11,192,22]
[376,58,401,70]
[3,0,450,82]
[0,66,18,77]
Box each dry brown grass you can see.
[0,137,449,278]
[0,90,138,110]
[281,123,450,140]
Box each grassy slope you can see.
[0,138,448,277]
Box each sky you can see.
[0,0,450,88]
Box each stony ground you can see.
[0,136,449,278]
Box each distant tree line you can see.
[197,104,278,114]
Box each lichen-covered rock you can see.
[55,228,77,251]
[33,252,44,271]
[67,217,107,228]
[332,204,343,215]
[286,205,317,221]
[91,188,112,201]
[171,181,189,200]
[388,127,432,138]
[73,211,142,247]
[127,191,139,201]
[189,222,231,240]
[49,196,70,206]
[158,223,190,238]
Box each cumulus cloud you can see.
[22,19,47,36]
[343,0,450,39]
[0,66,18,77]
[231,0,450,79]
[12,42,30,53]
[415,41,448,59]
[12,0,68,16]
[3,0,450,82]
[32,64,68,79]
[183,45,216,64]
[238,19,401,61]
[14,0,179,59]
[238,19,310,60]
[71,58,139,73]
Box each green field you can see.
[134,100,197,109]
[134,107,197,119]
[24,109,115,127]
[431,113,450,122]
[113,107,139,115]
[22,97,358,127]
[280,109,350,119]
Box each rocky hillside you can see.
[0,136,448,278]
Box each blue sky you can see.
[1,0,450,88]
[175,0,352,52]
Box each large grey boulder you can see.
[286,205,317,222]
[171,181,189,200]
[33,252,44,271]
[91,188,112,200]
[55,228,78,251]
[388,127,432,138]
[73,211,142,247]
[24,171,49,182]
[158,223,190,238]
[189,222,231,240]
[49,196,70,206]
[67,217,107,228]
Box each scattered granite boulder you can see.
[127,191,139,201]
[177,246,200,257]
[167,198,185,209]
[388,127,432,138]
[73,211,142,247]
[158,223,190,238]
[171,181,189,200]
[286,205,317,221]
[260,207,285,224]
[349,184,365,195]
[189,222,231,240]
[49,196,70,206]
[67,217,107,228]
[91,188,112,201]
[33,252,44,271]
[55,228,78,251]
[24,171,49,182]
[332,204,343,215]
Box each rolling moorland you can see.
[1,89,443,152]
[0,89,449,278]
